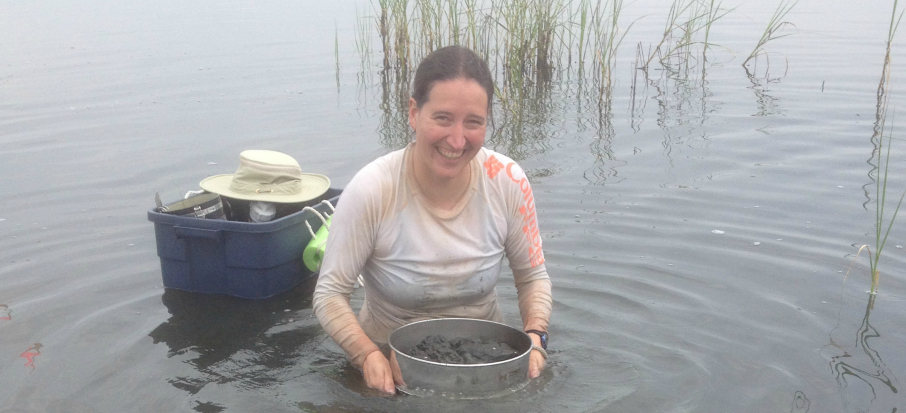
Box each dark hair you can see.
[411,46,494,114]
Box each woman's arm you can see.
[495,155,553,377]
[513,265,552,378]
[312,162,391,383]
[513,265,552,334]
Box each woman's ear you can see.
[408,97,419,130]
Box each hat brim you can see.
[199,173,331,203]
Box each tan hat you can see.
[199,150,330,203]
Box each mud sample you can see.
[407,335,520,364]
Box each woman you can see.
[313,45,552,394]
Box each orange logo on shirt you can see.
[499,161,544,268]
[484,155,505,179]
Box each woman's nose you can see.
[447,122,466,149]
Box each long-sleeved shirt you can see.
[313,143,552,367]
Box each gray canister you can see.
[389,318,533,399]
[159,192,225,220]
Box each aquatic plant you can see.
[335,22,341,90]
[876,0,905,126]
[867,124,905,295]
[590,0,631,95]
[642,0,696,70]
[701,0,734,64]
[856,0,906,298]
[742,0,798,68]
[638,0,732,78]
[354,9,373,83]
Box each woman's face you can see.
[408,77,488,182]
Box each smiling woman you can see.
[312,45,553,395]
[409,78,488,209]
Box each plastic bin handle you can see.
[173,226,223,241]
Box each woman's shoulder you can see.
[476,147,527,186]
[348,148,406,188]
[341,147,408,217]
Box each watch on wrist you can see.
[525,329,548,350]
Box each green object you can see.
[303,215,331,272]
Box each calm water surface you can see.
[1,0,905,412]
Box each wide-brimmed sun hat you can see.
[199,150,330,203]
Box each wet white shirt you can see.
[313,143,552,366]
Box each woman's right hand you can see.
[362,350,397,394]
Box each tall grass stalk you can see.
[590,0,631,96]
[576,0,591,68]
[354,10,373,78]
[463,0,479,51]
[448,0,461,45]
[377,0,392,68]
[877,0,905,120]
[642,0,695,70]
[868,119,906,295]
[849,0,906,300]
[701,0,734,63]
[393,0,410,74]
[334,23,343,91]
[742,0,798,67]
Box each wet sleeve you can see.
[501,161,552,334]
[312,165,385,367]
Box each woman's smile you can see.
[408,77,488,184]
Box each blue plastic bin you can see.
[147,188,340,299]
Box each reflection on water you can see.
[864,36,895,209]
[823,294,900,413]
[791,390,811,413]
[584,86,624,185]
[19,343,42,372]
[746,69,784,117]
[148,278,339,400]
[377,67,412,150]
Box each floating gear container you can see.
[147,188,340,299]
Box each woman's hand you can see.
[529,348,546,378]
[363,350,395,394]
[362,350,405,394]
[527,332,547,379]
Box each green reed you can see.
[375,0,411,73]
[589,0,631,95]
[701,0,732,63]
[335,22,341,90]
[393,0,411,74]
[868,122,906,295]
[575,0,590,68]
[355,11,373,81]
[861,0,906,297]
[644,0,732,75]
[878,0,905,108]
[742,0,798,67]
[642,0,694,70]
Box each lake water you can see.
[2,0,905,411]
